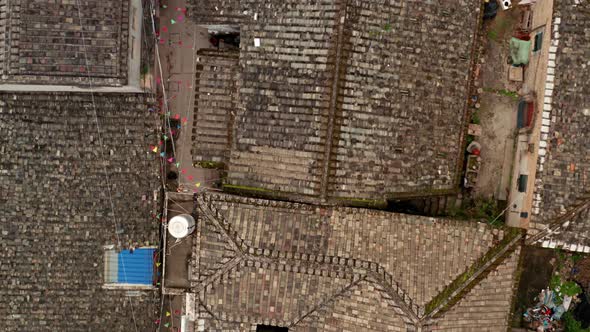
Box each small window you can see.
[518,175,528,193]
[256,325,288,332]
[533,31,543,52]
[104,247,156,286]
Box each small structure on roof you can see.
[168,214,196,239]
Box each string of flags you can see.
[155,308,183,330]
[150,1,214,195]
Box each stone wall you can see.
[0,92,160,331]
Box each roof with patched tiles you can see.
[0,92,160,331]
[530,0,590,252]
[0,0,132,86]
[188,0,482,203]
[188,192,522,331]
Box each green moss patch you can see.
[425,227,523,316]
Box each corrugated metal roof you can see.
[117,248,155,285]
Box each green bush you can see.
[471,111,480,124]
[562,281,582,297]
[572,253,584,263]
[564,312,590,332]
[550,274,582,305]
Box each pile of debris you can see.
[523,271,583,332]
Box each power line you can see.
[74,1,140,331]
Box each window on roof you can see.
[256,325,288,332]
[533,31,543,52]
[518,174,528,193]
[104,247,156,288]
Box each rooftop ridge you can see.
[526,196,590,246]
[196,193,421,318]
[422,227,523,319]
[320,0,348,200]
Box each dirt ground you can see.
[473,93,517,199]
[512,246,556,327]
[574,256,590,291]
[480,9,522,91]
[472,9,522,200]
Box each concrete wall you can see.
[127,0,143,88]
[506,0,554,228]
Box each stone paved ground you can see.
[0,92,160,331]
[156,0,220,194]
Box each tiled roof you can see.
[192,49,239,165]
[189,192,521,330]
[531,0,590,250]
[428,248,521,331]
[0,0,130,86]
[0,92,160,331]
[189,0,480,202]
[187,0,242,25]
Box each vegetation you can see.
[424,227,522,315]
[487,30,499,41]
[471,110,481,124]
[486,13,516,42]
[549,274,582,305]
[141,64,150,76]
[572,253,584,264]
[195,161,225,169]
[447,197,504,226]
[483,87,519,100]
[337,197,388,209]
[222,184,274,193]
[564,312,590,332]
[497,89,519,99]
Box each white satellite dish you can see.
[168,214,196,239]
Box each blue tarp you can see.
[117,248,155,284]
